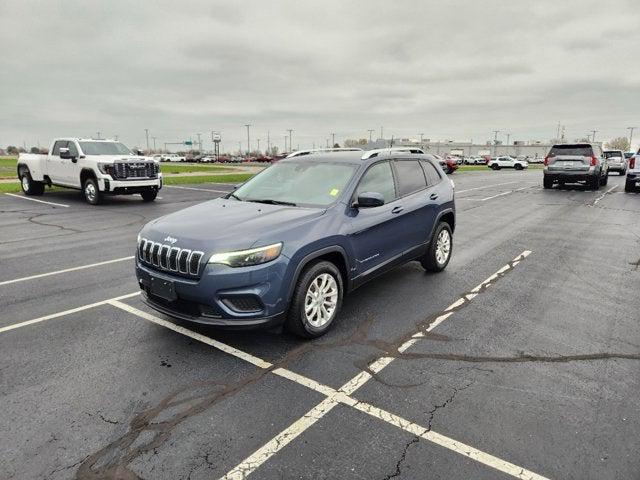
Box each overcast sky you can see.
[1,0,639,152]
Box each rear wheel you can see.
[600,173,608,186]
[20,169,45,196]
[589,175,600,190]
[543,176,553,189]
[286,261,343,338]
[83,177,101,205]
[514,164,523,170]
[420,222,453,273]
[491,164,500,170]
[447,165,454,174]
[625,180,636,192]
[141,190,158,202]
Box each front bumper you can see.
[98,175,162,193]
[135,256,289,329]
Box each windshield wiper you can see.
[246,198,297,206]
[227,192,241,201]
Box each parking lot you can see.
[1,168,639,479]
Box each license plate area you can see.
[150,277,177,301]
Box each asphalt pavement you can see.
[1,169,639,480]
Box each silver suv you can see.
[543,143,608,190]
[604,150,628,175]
[625,150,640,192]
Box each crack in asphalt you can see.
[74,252,640,478]
[379,436,420,480]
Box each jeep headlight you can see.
[208,242,282,267]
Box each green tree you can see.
[6,145,18,155]
[605,137,630,151]
[29,146,40,154]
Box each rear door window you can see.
[356,161,396,204]
[548,145,593,157]
[421,160,441,186]
[394,160,427,196]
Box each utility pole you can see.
[367,129,374,143]
[505,133,510,155]
[96,132,101,140]
[331,133,335,147]
[244,124,251,155]
[627,127,637,151]
[257,138,260,153]
[238,141,242,154]
[380,126,384,140]
[151,136,156,150]
[492,130,500,156]
[326,138,329,148]
[284,135,288,153]
[591,130,597,142]
[556,121,561,141]
[287,129,293,152]
[114,134,119,141]
[144,129,149,150]
[267,131,270,154]
[196,133,202,152]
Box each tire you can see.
[420,222,453,273]
[285,261,344,338]
[600,173,608,186]
[141,190,158,202]
[625,180,635,193]
[491,164,500,170]
[19,169,45,196]
[589,175,600,190]
[515,164,523,170]
[543,176,553,189]
[83,177,101,205]
[447,166,454,174]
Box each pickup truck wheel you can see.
[286,261,343,339]
[141,190,158,202]
[83,177,101,205]
[20,170,44,196]
[421,222,452,273]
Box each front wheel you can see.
[286,261,344,338]
[421,222,453,273]
[141,190,158,202]
[514,164,523,170]
[491,164,500,170]
[83,177,101,205]
[543,176,553,189]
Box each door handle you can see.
[391,206,404,214]
[429,193,438,200]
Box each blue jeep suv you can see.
[135,150,455,337]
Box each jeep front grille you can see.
[138,238,204,276]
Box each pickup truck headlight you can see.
[208,242,282,267]
[97,163,115,175]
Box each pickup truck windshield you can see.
[233,160,358,208]
[79,142,132,155]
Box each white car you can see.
[164,153,185,162]
[604,150,628,175]
[625,151,639,192]
[488,156,528,170]
[17,138,162,204]
[465,156,486,165]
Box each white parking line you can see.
[225,251,534,479]
[456,181,519,194]
[163,185,232,193]
[592,185,617,205]
[0,292,140,334]
[105,282,545,480]
[4,193,69,208]
[474,186,532,202]
[0,256,135,286]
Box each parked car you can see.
[432,154,457,174]
[529,156,545,164]
[135,150,455,338]
[200,156,215,163]
[543,143,608,190]
[624,152,635,160]
[164,154,185,163]
[603,150,628,175]
[625,151,640,192]
[17,138,162,204]
[487,156,528,170]
[465,156,486,165]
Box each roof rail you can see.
[361,147,425,159]
[286,147,364,158]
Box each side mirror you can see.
[354,191,385,208]
[59,147,74,160]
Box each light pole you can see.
[257,138,260,153]
[492,130,500,156]
[627,127,637,151]
[152,136,156,150]
[380,126,383,140]
[505,133,510,155]
[331,133,335,147]
[287,129,293,152]
[284,135,288,153]
[591,130,597,142]
[144,129,149,150]
[267,131,270,154]
[196,133,202,152]
[368,129,375,143]
[244,124,251,155]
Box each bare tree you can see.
[605,137,630,151]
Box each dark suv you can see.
[543,143,608,189]
[135,150,455,338]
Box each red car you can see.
[432,154,458,174]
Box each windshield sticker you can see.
[330,188,339,196]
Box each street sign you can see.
[184,141,193,146]
[212,132,221,143]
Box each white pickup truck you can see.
[17,138,162,204]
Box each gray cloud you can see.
[1,0,639,151]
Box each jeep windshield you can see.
[79,142,133,155]
[232,160,358,208]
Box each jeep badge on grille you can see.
[164,236,178,244]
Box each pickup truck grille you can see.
[113,162,159,180]
[138,238,204,277]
